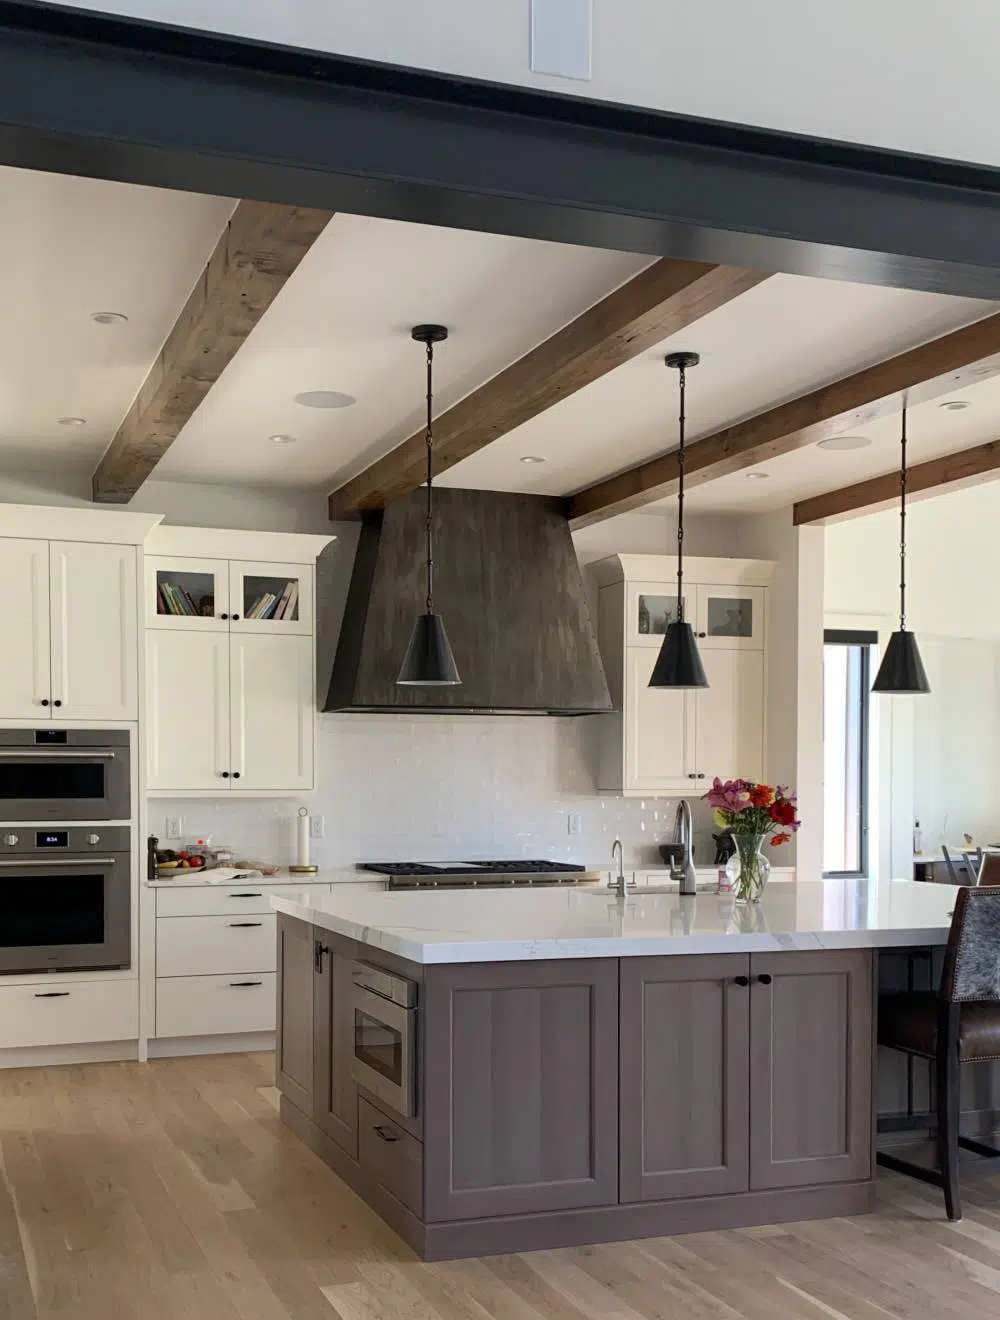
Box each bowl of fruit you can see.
[156,847,207,876]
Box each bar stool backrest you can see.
[940,885,1000,1002]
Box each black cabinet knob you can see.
[232,771,241,779]
[688,773,698,779]
[231,613,241,621]
[220,613,229,620]
[53,699,62,708]
[734,975,750,987]
[221,771,230,778]
[40,698,49,707]
[698,632,707,638]
[757,973,773,985]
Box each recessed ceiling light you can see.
[939,399,970,411]
[57,416,87,427]
[746,471,770,480]
[520,455,547,464]
[269,433,297,445]
[817,434,872,451]
[293,390,356,410]
[90,311,129,326]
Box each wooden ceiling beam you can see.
[793,439,1000,525]
[568,310,1000,529]
[92,200,333,503]
[327,260,768,519]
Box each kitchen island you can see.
[272,879,958,1260]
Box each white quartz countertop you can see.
[270,877,958,964]
[146,867,380,889]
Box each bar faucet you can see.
[671,799,698,896]
[610,838,630,898]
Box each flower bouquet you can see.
[703,778,800,902]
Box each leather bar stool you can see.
[877,884,1000,1220]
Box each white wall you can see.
[65,1,1000,166]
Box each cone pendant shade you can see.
[650,620,709,689]
[872,629,929,695]
[398,612,461,686]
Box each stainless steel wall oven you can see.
[0,730,130,821]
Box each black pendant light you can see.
[650,351,709,689]
[872,398,930,694]
[397,325,461,687]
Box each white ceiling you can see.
[4,162,1000,522]
[442,275,996,501]
[158,213,649,486]
[0,166,233,473]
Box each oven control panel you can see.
[0,826,130,854]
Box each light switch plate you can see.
[165,816,182,840]
[530,0,593,81]
[567,812,582,836]
[310,815,326,839]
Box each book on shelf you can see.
[273,580,294,620]
[158,581,197,616]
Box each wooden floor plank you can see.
[0,1054,999,1319]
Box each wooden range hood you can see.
[324,489,611,715]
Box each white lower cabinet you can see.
[156,974,276,1038]
[0,980,138,1049]
[156,914,276,978]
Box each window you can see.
[823,630,875,877]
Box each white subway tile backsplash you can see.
[148,714,717,871]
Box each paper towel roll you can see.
[295,811,310,869]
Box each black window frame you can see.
[823,629,876,879]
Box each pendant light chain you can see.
[424,340,435,615]
[898,399,907,631]
[676,361,687,624]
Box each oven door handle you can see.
[0,750,117,759]
[0,857,117,867]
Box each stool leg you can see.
[936,1007,962,1221]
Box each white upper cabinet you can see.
[229,561,313,636]
[0,539,51,719]
[147,630,231,792]
[593,555,773,796]
[50,542,138,721]
[230,634,314,791]
[146,555,230,630]
[0,537,139,721]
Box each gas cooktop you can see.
[358,860,591,889]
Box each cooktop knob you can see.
[4,833,18,847]
[86,832,100,845]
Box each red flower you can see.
[769,799,796,827]
[770,832,792,847]
[749,784,774,808]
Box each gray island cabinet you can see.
[275,901,877,1260]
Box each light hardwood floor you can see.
[2,1052,1000,1319]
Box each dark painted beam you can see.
[3,2,1000,296]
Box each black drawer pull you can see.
[373,1125,399,1143]
[34,991,70,998]
[757,973,773,985]
[229,892,262,898]
[228,921,263,928]
[229,980,263,988]
[734,975,750,987]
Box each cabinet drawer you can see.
[155,882,330,918]
[0,980,137,1049]
[157,914,276,977]
[358,1097,423,1218]
[156,973,276,1037]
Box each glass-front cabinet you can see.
[146,556,312,634]
[695,585,765,650]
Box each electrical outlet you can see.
[567,812,582,837]
[165,816,183,840]
[310,815,326,840]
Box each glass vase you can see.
[725,831,772,903]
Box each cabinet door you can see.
[624,647,694,792]
[146,555,230,630]
[627,582,690,647]
[313,943,358,1158]
[50,542,138,720]
[749,949,873,1190]
[276,914,315,1116]
[147,631,231,791]
[230,634,314,792]
[0,538,50,718]
[423,959,619,1222]
[695,585,765,650]
[620,955,751,1202]
[693,649,764,784]
[230,561,313,636]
